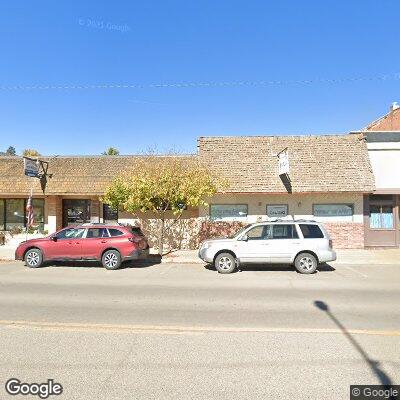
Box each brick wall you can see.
[199,221,365,249]
[324,222,364,249]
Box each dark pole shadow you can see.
[314,300,395,398]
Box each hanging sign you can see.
[278,148,289,175]
[23,157,40,178]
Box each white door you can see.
[236,225,271,263]
[268,224,301,263]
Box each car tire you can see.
[24,248,43,268]
[102,250,122,270]
[294,252,318,274]
[215,252,237,274]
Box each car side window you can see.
[56,228,85,240]
[272,225,298,239]
[299,224,324,239]
[246,226,266,240]
[86,228,109,239]
[108,228,124,237]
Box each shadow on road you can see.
[204,263,335,273]
[314,300,395,398]
[46,255,162,270]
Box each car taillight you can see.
[329,239,333,249]
[128,236,141,243]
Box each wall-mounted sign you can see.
[23,157,39,177]
[278,148,289,175]
[267,204,288,218]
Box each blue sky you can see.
[0,0,399,155]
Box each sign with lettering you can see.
[267,204,288,218]
[23,157,39,178]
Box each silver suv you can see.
[198,220,336,274]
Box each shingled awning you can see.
[198,135,375,193]
[0,155,194,195]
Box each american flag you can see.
[26,195,34,228]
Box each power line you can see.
[0,73,399,91]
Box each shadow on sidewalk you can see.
[314,300,395,398]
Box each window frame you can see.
[209,204,248,221]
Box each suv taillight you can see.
[128,236,141,243]
[329,239,333,249]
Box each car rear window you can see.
[108,228,124,237]
[299,224,324,239]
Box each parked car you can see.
[198,220,336,274]
[15,224,149,270]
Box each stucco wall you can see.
[199,192,364,223]
[367,142,400,189]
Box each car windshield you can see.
[228,224,252,239]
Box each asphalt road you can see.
[0,260,399,400]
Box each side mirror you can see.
[51,236,58,242]
[240,234,249,242]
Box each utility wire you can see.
[0,73,399,91]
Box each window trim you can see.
[209,203,248,221]
[312,203,354,218]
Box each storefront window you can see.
[370,204,394,229]
[32,199,45,231]
[103,204,118,223]
[313,204,354,217]
[5,199,25,230]
[63,199,90,226]
[210,204,248,221]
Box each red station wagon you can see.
[15,224,149,270]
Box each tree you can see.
[23,149,41,157]
[0,146,17,156]
[102,155,224,255]
[6,146,16,156]
[102,147,120,155]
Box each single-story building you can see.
[0,104,399,249]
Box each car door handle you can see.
[101,240,107,243]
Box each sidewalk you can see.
[1,245,399,265]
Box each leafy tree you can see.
[102,155,224,255]
[6,146,16,156]
[0,146,17,156]
[102,147,120,155]
[23,149,41,157]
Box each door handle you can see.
[101,240,107,243]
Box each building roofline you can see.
[0,154,196,159]
[198,133,347,139]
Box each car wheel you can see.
[24,248,43,268]
[294,253,318,274]
[215,253,237,274]
[102,250,122,270]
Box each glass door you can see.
[62,199,91,227]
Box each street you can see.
[0,260,399,400]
